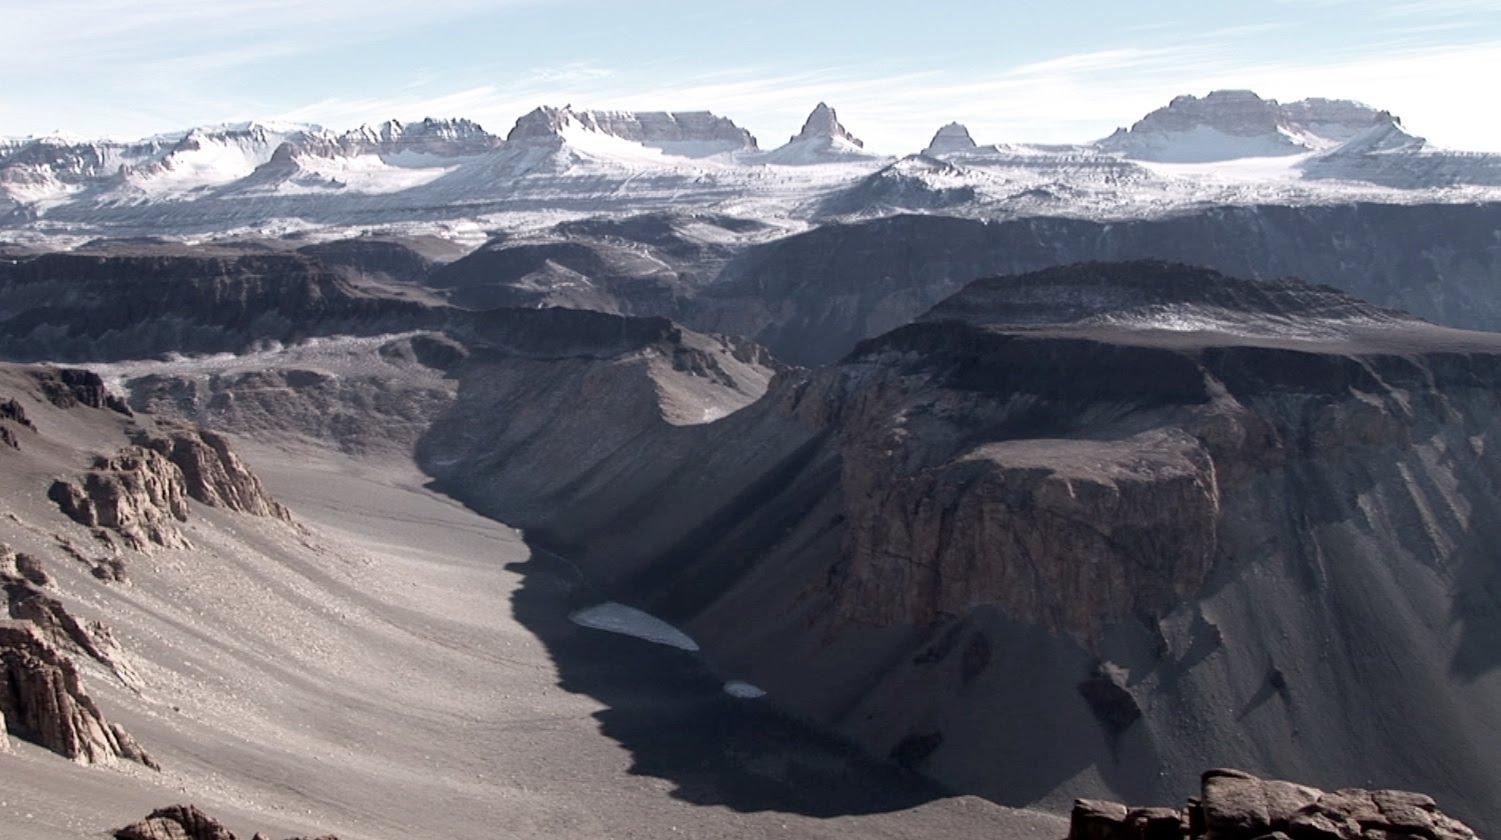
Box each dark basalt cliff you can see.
[689,204,1501,364]
[0,249,440,361]
[424,262,1501,834]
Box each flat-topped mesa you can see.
[923,122,978,156]
[336,116,501,156]
[919,259,1412,334]
[579,110,759,155]
[504,105,757,155]
[1098,89,1392,162]
[791,102,865,148]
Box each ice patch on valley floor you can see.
[569,602,699,651]
[723,681,766,699]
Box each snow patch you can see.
[723,681,766,699]
[569,602,700,652]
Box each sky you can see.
[3,0,1499,153]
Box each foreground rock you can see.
[0,620,155,767]
[1068,769,1478,840]
[115,804,337,840]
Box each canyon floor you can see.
[0,438,1064,840]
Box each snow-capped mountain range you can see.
[3,91,1499,242]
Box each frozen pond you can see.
[569,602,700,652]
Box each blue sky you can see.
[5,0,1499,151]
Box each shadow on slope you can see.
[500,544,963,817]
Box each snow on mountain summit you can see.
[760,103,882,165]
[504,106,756,157]
[924,123,978,156]
[792,102,865,147]
[1097,90,1391,163]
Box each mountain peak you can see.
[1098,89,1394,162]
[792,102,864,148]
[924,122,977,156]
[506,106,578,146]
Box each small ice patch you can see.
[724,681,766,699]
[569,602,699,652]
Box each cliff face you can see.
[417,308,781,553]
[689,205,1501,364]
[0,249,439,361]
[424,262,1501,834]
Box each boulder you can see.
[1199,770,1477,840]
[116,805,236,840]
[1128,807,1186,840]
[116,805,340,840]
[1202,768,1321,838]
[1072,799,1131,840]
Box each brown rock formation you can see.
[1,395,35,449]
[133,426,291,520]
[6,581,143,689]
[0,396,35,429]
[1066,769,1478,840]
[0,543,50,587]
[49,447,192,551]
[115,804,339,840]
[0,620,156,768]
[31,367,132,415]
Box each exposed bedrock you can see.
[421,263,1501,834]
[115,804,338,840]
[132,425,291,520]
[50,447,193,551]
[1068,769,1479,840]
[0,620,156,768]
[49,426,292,551]
[688,204,1501,365]
[31,366,133,414]
[0,250,440,361]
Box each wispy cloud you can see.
[4,0,1498,154]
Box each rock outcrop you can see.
[116,805,338,840]
[133,426,291,520]
[49,447,192,551]
[1068,769,1478,840]
[5,580,143,689]
[0,249,439,362]
[1,395,36,449]
[49,427,291,550]
[31,367,132,414]
[0,620,155,767]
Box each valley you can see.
[2,88,1498,839]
